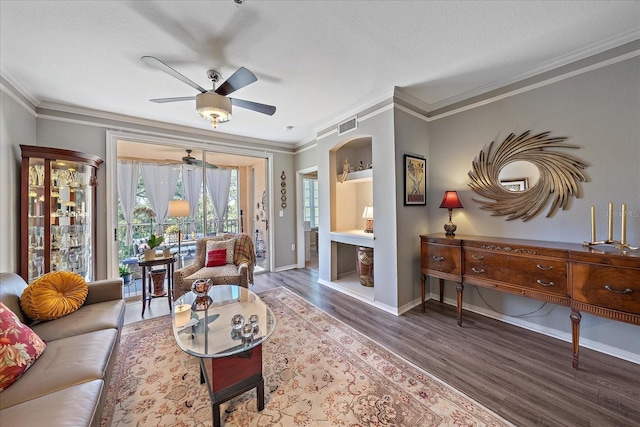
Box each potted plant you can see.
[144,233,164,260]
[119,265,132,285]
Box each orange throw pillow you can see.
[0,302,47,391]
[20,271,88,321]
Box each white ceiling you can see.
[2,1,639,147]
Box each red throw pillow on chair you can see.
[206,249,227,267]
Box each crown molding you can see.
[5,31,638,151]
[0,65,41,107]
[1,81,37,118]
[313,88,395,140]
[36,100,295,152]
[426,30,640,112]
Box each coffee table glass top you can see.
[172,285,276,358]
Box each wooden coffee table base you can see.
[199,344,264,427]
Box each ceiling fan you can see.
[180,149,217,169]
[141,56,276,128]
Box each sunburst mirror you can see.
[468,130,588,221]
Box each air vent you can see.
[338,116,357,135]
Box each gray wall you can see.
[270,150,297,269]
[0,82,36,272]
[427,56,640,360]
[393,108,430,309]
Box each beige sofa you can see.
[0,272,125,427]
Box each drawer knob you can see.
[536,279,555,287]
[604,285,633,294]
[472,254,484,260]
[432,255,445,262]
[471,267,485,273]
[536,264,554,271]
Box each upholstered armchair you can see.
[172,233,256,299]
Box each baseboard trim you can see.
[274,264,298,273]
[317,278,399,316]
[423,293,640,365]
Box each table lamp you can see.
[362,206,374,233]
[168,199,190,267]
[439,191,463,236]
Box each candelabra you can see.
[583,202,637,251]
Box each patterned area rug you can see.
[102,287,512,426]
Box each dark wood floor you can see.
[249,268,640,427]
[125,267,639,426]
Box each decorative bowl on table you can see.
[191,278,213,311]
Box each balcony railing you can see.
[117,220,239,259]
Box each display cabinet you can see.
[20,145,103,282]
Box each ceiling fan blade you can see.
[141,56,207,93]
[150,96,196,103]
[189,158,218,169]
[230,98,276,116]
[215,67,257,96]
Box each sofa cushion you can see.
[0,302,47,392]
[206,248,227,267]
[0,328,117,409]
[20,271,88,321]
[206,239,235,264]
[31,299,125,342]
[0,379,103,426]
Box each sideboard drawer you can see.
[422,243,461,276]
[572,263,640,315]
[464,250,568,295]
[508,257,568,296]
[463,250,510,282]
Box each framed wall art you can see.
[404,154,426,205]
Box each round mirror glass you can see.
[498,160,540,192]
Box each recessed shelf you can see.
[337,168,372,184]
[330,230,374,247]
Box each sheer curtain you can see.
[206,168,232,233]
[182,167,203,235]
[140,164,180,234]
[117,160,138,246]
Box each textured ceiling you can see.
[1,1,639,146]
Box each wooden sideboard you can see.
[420,233,640,368]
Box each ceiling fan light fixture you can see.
[196,93,232,128]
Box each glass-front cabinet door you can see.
[21,145,103,282]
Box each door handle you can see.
[536,264,553,271]
[471,254,484,260]
[471,267,485,273]
[432,255,445,262]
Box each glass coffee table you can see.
[172,285,276,427]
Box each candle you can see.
[608,202,613,241]
[621,203,627,245]
[591,205,596,242]
[174,303,191,327]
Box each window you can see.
[303,177,318,228]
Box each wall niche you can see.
[329,136,374,299]
[332,137,373,236]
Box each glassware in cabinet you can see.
[21,145,103,282]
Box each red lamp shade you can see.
[439,191,464,209]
